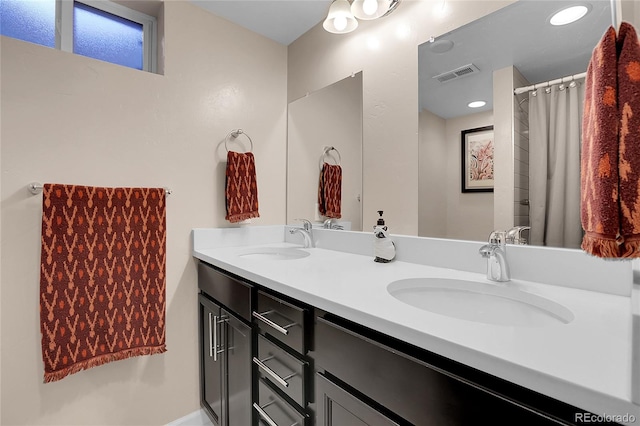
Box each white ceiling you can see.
[419,0,612,118]
[188,1,613,118]
[189,0,332,45]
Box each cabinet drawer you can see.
[255,378,308,426]
[314,316,567,426]
[256,334,308,408]
[254,291,307,354]
[198,262,252,322]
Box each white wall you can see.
[0,2,287,425]
[493,66,516,231]
[418,109,447,237]
[288,1,515,235]
[444,111,495,241]
[287,73,363,230]
[419,109,493,241]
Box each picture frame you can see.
[461,125,494,193]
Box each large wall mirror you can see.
[287,72,363,231]
[418,0,612,247]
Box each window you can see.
[0,0,157,73]
[0,0,56,48]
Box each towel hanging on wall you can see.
[616,22,640,256]
[39,184,167,382]
[581,22,640,257]
[318,162,342,219]
[225,151,260,223]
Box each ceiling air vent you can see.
[432,63,480,83]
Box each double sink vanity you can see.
[192,225,640,425]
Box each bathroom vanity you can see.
[193,226,640,426]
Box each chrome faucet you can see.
[323,218,344,230]
[506,226,531,245]
[479,231,510,282]
[289,219,314,248]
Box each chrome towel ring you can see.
[225,129,254,153]
[320,146,341,170]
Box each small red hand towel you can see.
[581,27,620,257]
[225,151,260,223]
[40,184,167,383]
[318,162,342,219]
[617,22,640,257]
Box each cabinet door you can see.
[225,310,252,426]
[199,295,225,426]
[316,373,399,426]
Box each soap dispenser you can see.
[373,211,396,263]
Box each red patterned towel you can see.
[225,151,260,223]
[40,184,167,383]
[581,27,620,257]
[617,22,640,257]
[582,23,640,258]
[318,162,342,219]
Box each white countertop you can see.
[193,230,640,422]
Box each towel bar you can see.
[28,183,172,196]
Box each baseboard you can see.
[166,409,212,426]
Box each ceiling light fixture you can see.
[352,0,390,20]
[324,0,401,34]
[468,101,486,108]
[323,0,359,34]
[549,5,589,26]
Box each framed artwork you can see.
[461,125,494,193]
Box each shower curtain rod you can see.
[513,72,586,95]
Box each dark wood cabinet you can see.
[252,290,311,425]
[199,296,224,425]
[198,263,252,426]
[316,372,399,426]
[313,313,583,426]
[197,262,597,426]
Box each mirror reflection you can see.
[418,0,611,247]
[287,72,363,231]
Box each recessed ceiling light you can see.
[429,39,454,53]
[468,101,486,108]
[550,5,589,26]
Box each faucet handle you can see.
[488,230,506,245]
[506,226,531,245]
[295,218,312,232]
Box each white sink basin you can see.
[387,278,574,327]
[238,247,310,261]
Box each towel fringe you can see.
[43,345,166,383]
[581,234,620,257]
[621,239,640,258]
[227,211,260,224]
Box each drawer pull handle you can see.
[253,356,291,388]
[208,313,214,358]
[210,315,228,361]
[253,402,279,426]
[212,314,219,361]
[253,310,295,336]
